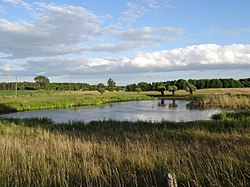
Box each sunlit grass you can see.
[0,91,152,112]
[0,117,249,186]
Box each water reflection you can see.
[158,99,178,108]
[169,99,178,108]
[0,100,223,123]
[158,99,166,107]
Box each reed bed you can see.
[193,94,250,109]
[0,117,249,186]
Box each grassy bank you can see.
[191,94,250,109]
[0,91,152,113]
[0,115,250,186]
[0,88,249,112]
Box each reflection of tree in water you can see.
[158,99,166,107]
[169,99,178,108]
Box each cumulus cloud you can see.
[4,44,248,77]
[129,44,250,69]
[0,2,183,57]
[0,4,100,58]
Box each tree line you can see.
[126,78,249,92]
[0,76,121,93]
[0,76,249,93]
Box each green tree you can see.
[97,83,105,95]
[135,87,142,94]
[167,85,178,96]
[107,78,116,91]
[157,85,166,96]
[185,84,197,95]
[34,75,50,89]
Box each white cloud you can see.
[4,44,249,78]
[91,26,184,52]
[0,2,183,57]
[2,0,32,10]
[129,44,250,68]
[0,4,100,58]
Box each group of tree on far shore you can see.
[0,76,249,95]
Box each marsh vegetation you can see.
[0,112,249,186]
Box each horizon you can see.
[0,0,250,84]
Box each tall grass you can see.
[0,118,249,186]
[192,94,250,109]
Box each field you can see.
[0,88,249,186]
[0,88,250,112]
[0,91,152,112]
[0,112,249,186]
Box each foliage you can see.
[107,78,116,91]
[167,85,178,96]
[97,83,105,95]
[157,85,166,96]
[135,87,142,94]
[34,75,50,89]
[185,84,197,95]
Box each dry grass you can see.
[0,118,249,186]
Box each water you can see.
[0,100,222,123]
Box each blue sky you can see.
[0,0,249,85]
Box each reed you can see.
[0,117,249,186]
[192,94,250,109]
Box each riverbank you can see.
[0,111,249,186]
[0,88,249,113]
[0,91,152,113]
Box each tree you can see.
[157,85,166,96]
[34,75,50,89]
[97,83,105,95]
[167,85,178,96]
[107,78,116,91]
[135,87,142,94]
[185,84,197,95]
[137,82,151,91]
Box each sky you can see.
[0,0,249,85]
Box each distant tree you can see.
[34,75,50,89]
[185,84,197,95]
[167,85,178,96]
[157,85,166,96]
[126,84,137,92]
[137,82,151,91]
[107,78,116,91]
[177,79,188,90]
[97,83,105,95]
[135,87,142,94]
[239,78,250,87]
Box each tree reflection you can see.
[169,99,178,108]
[158,99,166,107]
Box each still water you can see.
[0,100,222,123]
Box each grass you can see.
[0,88,249,112]
[192,94,250,109]
[0,91,152,112]
[0,117,249,186]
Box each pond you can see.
[0,100,222,123]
